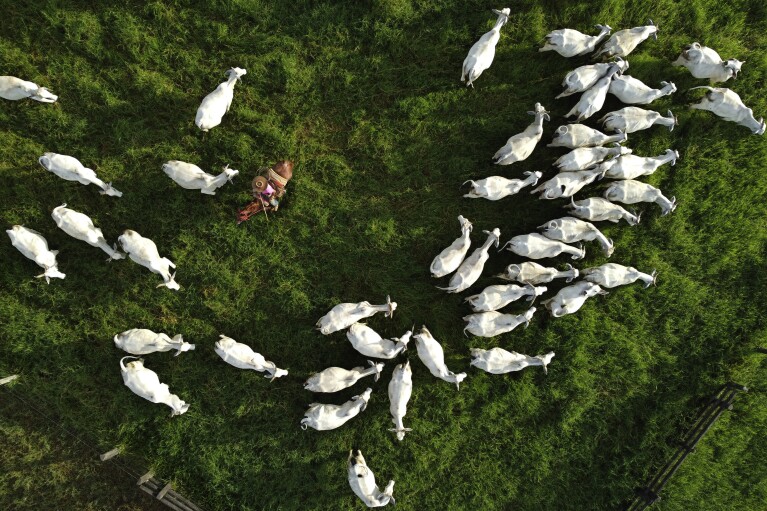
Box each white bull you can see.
[118,229,179,290]
[348,450,395,508]
[51,204,124,260]
[673,42,743,83]
[214,335,288,380]
[119,357,189,416]
[463,307,536,337]
[463,171,541,200]
[538,216,614,256]
[603,180,677,215]
[114,329,194,357]
[0,75,58,102]
[438,228,500,293]
[500,233,585,260]
[163,161,239,195]
[689,86,765,135]
[530,169,604,199]
[608,76,676,104]
[346,324,411,359]
[557,58,629,98]
[38,153,122,197]
[566,197,641,225]
[430,215,472,277]
[565,63,621,121]
[548,124,627,149]
[413,326,466,389]
[554,144,631,172]
[496,262,579,285]
[600,107,677,134]
[542,281,607,317]
[316,296,396,335]
[593,21,658,59]
[539,24,612,58]
[195,67,246,131]
[301,388,372,431]
[388,360,413,441]
[582,263,657,288]
[603,149,679,180]
[304,361,384,393]
[6,225,65,283]
[471,348,555,374]
[465,283,546,312]
[492,103,550,165]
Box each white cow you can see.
[566,197,641,225]
[539,216,614,256]
[413,326,466,389]
[471,348,555,374]
[463,307,536,337]
[195,67,246,131]
[492,103,550,165]
[215,335,288,380]
[461,8,511,87]
[497,261,579,285]
[554,145,631,172]
[162,161,239,195]
[430,216,472,277]
[463,171,542,200]
[557,58,629,98]
[6,225,65,283]
[114,329,194,357]
[51,204,124,260]
[603,149,679,180]
[603,180,677,215]
[348,450,395,508]
[500,233,585,260]
[600,107,677,133]
[438,228,500,293]
[347,324,411,359]
[673,42,743,83]
[542,281,607,317]
[301,388,372,431]
[689,87,765,135]
[530,169,604,199]
[304,361,384,393]
[0,76,57,102]
[539,24,612,57]
[565,64,622,121]
[548,124,627,149]
[118,230,179,290]
[39,153,122,197]
[582,263,657,288]
[388,360,413,441]
[466,283,546,312]
[119,357,189,416]
[608,76,677,104]
[593,21,658,59]
[316,296,396,335]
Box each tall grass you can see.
[1,1,766,509]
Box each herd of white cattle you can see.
[2,8,762,508]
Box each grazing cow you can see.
[301,388,372,431]
[493,103,550,165]
[530,169,605,199]
[497,261,579,285]
[566,197,641,225]
[214,335,288,380]
[0,76,57,102]
[466,283,547,312]
[608,76,676,104]
[557,58,629,98]
[51,204,124,260]
[195,67,246,131]
[6,225,65,283]
[463,172,542,200]
[438,228,501,293]
[118,230,179,290]
[114,329,194,357]
[463,307,536,337]
[119,356,189,416]
[471,348,555,374]
[500,233,585,260]
[603,149,679,180]
[304,361,384,393]
[600,107,677,134]
[583,263,657,288]
[461,8,511,87]
[346,324,411,359]
[593,21,658,59]
[162,161,239,195]
[430,216,472,277]
[388,361,413,441]
[604,180,677,215]
[539,216,614,256]
[540,25,612,57]
[316,296,396,335]
[541,281,607,317]
[348,450,395,508]
[413,326,467,389]
[549,124,627,149]
[689,87,765,135]
[39,153,122,197]
[554,144,631,172]
[673,42,743,83]
[565,64,622,121]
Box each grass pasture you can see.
[1,1,767,510]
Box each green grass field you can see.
[2,1,766,509]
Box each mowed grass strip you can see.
[1,1,766,510]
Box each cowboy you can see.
[237,160,294,223]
